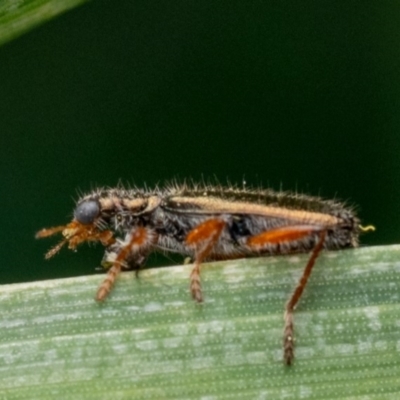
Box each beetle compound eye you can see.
[74,200,100,225]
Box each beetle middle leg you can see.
[185,219,226,302]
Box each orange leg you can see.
[185,219,226,302]
[247,225,327,365]
[282,230,326,365]
[96,227,153,301]
[247,224,318,247]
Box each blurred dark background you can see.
[1,1,399,284]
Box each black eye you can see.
[74,200,100,225]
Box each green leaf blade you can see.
[1,245,400,399]
[0,0,90,47]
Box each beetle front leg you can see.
[96,227,156,301]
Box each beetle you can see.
[36,182,374,364]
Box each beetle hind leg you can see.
[246,225,327,365]
[282,229,327,365]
